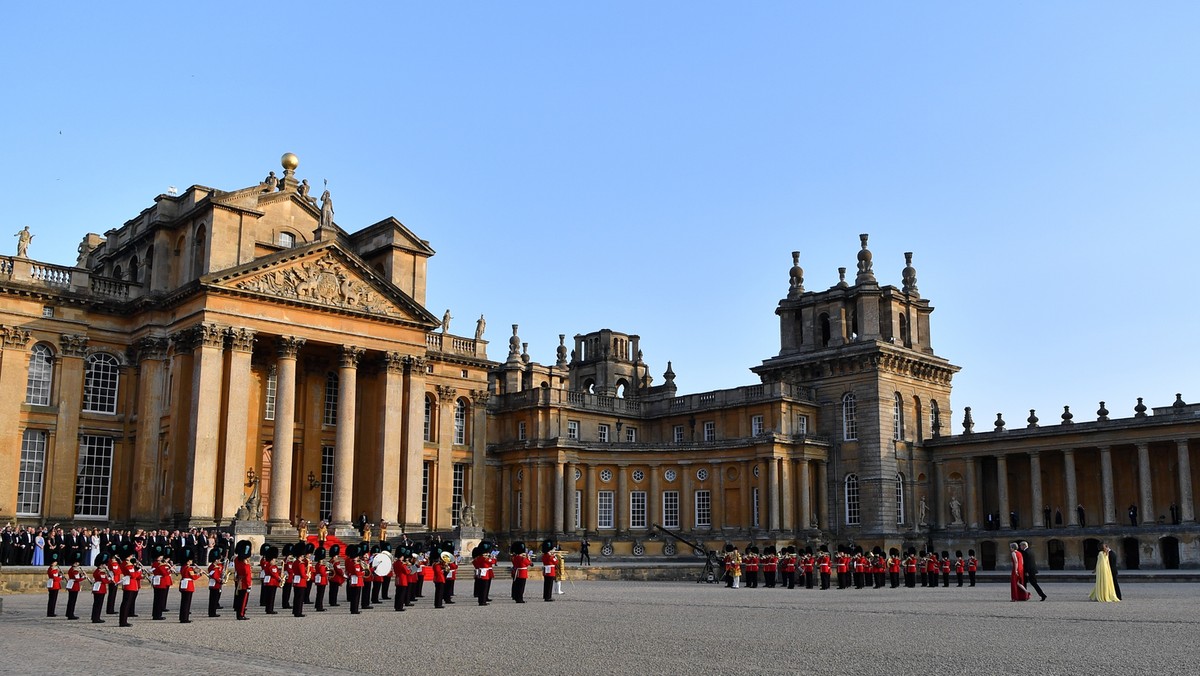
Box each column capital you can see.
[0,325,31,350]
[339,345,365,368]
[404,354,427,372]
[276,335,306,359]
[1028,450,1040,458]
[383,351,405,374]
[130,336,168,362]
[1176,438,1192,447]
[227,327,257,353]
[470,388,491,405]
[59,333,88,357]
[436,384,458,404]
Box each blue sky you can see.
[2,3,1197,429]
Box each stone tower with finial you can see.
[753,235,960,543]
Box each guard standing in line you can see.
[818,547,832,590]
[345,545,364,614]
[292,544,311,617]
[392,547,410,611]
[45,553,63,617]
[510,541,529,603]
[967,549,978,587]
[941,551,952,587]
[206,547,225,617]
[118,546,142,628]
[106,551,122,615]
[954,550,966,587]
[90,552,110,623]
[234,540,254,620]
[328,545,344,606]
[743,545,759,588]
[540,540,557,602]
[65,553,86,620]
[313,547,329,612]
[178,548,200,623]
[261,546,281,614]
[280,543,295,610]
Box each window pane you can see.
[26,344,53,406]
[598,491,614,529]
[630,491,647,529]
[663,491,680,528]
[17,430,47,515]
[83,354,120,414]
[74,435,113,518]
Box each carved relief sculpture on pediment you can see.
[234,252,399,317]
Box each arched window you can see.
[83,353,120,413]
[896,472,906,525]
[26,343,54,405]
[913,396,923,442]
[129,256,140,283]
[113,265,123,281]
[898,314,910,346]
[423,394,435,442]
[842,393,857,440]
[453,398,468,445]
[191,224,207,278]
[172,235,186,287]
[893,392,903,441]
[583,379,596,395]
[279,231,296,248]
[819,313,831,347]
[615,379,628,398]
[930,399,941,436]
[844,474,861,525]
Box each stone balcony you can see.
[0,255,141,301]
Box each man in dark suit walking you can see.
[1019,541,1047,601]
[1102,543,1122,600]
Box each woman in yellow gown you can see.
[1089,545,1120,602]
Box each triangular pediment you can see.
[204,242,439,326]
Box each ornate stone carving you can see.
[470,389,491,405]
[233,252,400,317]
[277,336,306,359]
[339,345,364,368]
[195,323,226,350]
[436,384,458,404]
[0,326,32,350]
[59,333,89,357]
[227,327,257,353]
[132,336,168,362]
[403,355,426,373]
[383,351,405,374]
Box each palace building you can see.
[2,156,1197,570]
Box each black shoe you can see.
[92,619,105,624]
[209,614,220,618]
[445,600,455,604]
[237,616,248,620]
[67,616,78,620]
[152,617,164,621]
[180,620,192,624]
[1040,596,1047,601]
[315,608,326,612]
[265,611,277,614]
[119,623,132,627]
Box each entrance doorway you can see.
[980,541,997,571]
[1047,539,1065,570]
[1161,537,1181,569]
[1122,537,1140,570]
[1083,538,1102,571]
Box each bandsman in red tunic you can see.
[540,540,558,602]
[782,546,797,590]
[45,553,63,617]
[313,547,330,612]
[233,540,254,620]
[328,545,345,607]
[954,550,966,587]
[292,543,311,618]
[743,545,759,588]
[510,541,530,603]
[178,548,201,623]
[105,551,123,615]
[472,544,494,606]
[150,547,173,621]
[888,548,902,588]
[836,549,850,589]
[118,546,142,628]
[940,550,952,587]
[904,549,918,588]
[206,547,225,618]
[802,548,816,589]
[967,548,978,587]
[280,543,296,610]
[64,553,87,620]
[763,546,778,588]
[261,546,281,614]
[392,548,410,611]
[345,545,365,615]
[91,552,111,624]
[818,548,832,590]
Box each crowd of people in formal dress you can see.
[1,523,231,568]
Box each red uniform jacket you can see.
[314,562,328,586]
[92,567,109,594]
[153,561,173,589]
[473,555,492,580]
[46,566,62,591]
[263,561,281,588]
[512,553,531,579]
[540,553,557,578]
[122,562,142,591]
[207,561,224,591]
[392,560,409,587]
[66,566,86,592]
[107,560,122,590]
[235,558,253,591]
[292,560,309,589]
[347,560,365,587]
[179,564,201,592]
[331,559,346,585]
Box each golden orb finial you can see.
[281,152,299,171]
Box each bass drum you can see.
[371,550,395,576]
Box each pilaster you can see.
[219,328,255,523]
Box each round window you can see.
[753,465,761,478]
[664,469,677,482]
[632,469,645,482]
[516,469,523,483]
[696,468,709,481]
[574,468,582,481]
[600,469,613,483]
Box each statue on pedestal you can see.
[14,226,33,258]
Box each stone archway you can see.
[1122,537,1140,570]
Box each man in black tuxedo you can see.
[1019,541,1046,601]
[1102,543,1122,600]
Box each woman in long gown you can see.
[33,531,46,566]
[1010,542,1030,601]
[1089,545,1120,602]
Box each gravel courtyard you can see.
[0,581,1193,675]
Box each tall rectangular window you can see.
[695,490,711,528]
[423,396,433,442]
[703,421,716,442]
[567,420,579,440]
[662,491,680,529]
[74,435,113,518]
[673,425,685,443]
[453,400,467,445]
[420,461,431,526]
[574,490,581,529]
[264,368,277,420]
[452,464,465,526]
[752,487,760,528]
[323,372,338,426]
[517,421,527,441]
[797,415,808,435]
[751,415,764,436]
[629,491,647,529]
[625,427,637,442]
[319,445,334,522]
[25,344,53,406]
[17,430,47,516]
[597,490,614,529]
[82,354,120,414]
[598,424,610,443]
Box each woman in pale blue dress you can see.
[88,530,101,567]
[33,532,45,566]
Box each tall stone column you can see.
[965,456,980,529]
[767,458,781,531]
[1177,440,1195,523]
[377,353,405,526]
[268,336,304,533]
[616,464,628,533]
[219,329,255,523]
[401,356,426,529]
[331,345,363,534]
[0,327,32,520]
[553,459,566,534]
[798,459,812,531]
[585,464,597,534]
[435,384,458,529]
[1064,449,1079,527]
[469,390,490,530]
[816,460,829,530]
[996,454,1010,530]
[47,334,86,520]
[1029,451,1044,530]
[186,323,226,528]
[564,460,577,533]
[779,459,794,531]
[934,461,946,530]
[1099,446,1117,525]
[1136,442,1153,526]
